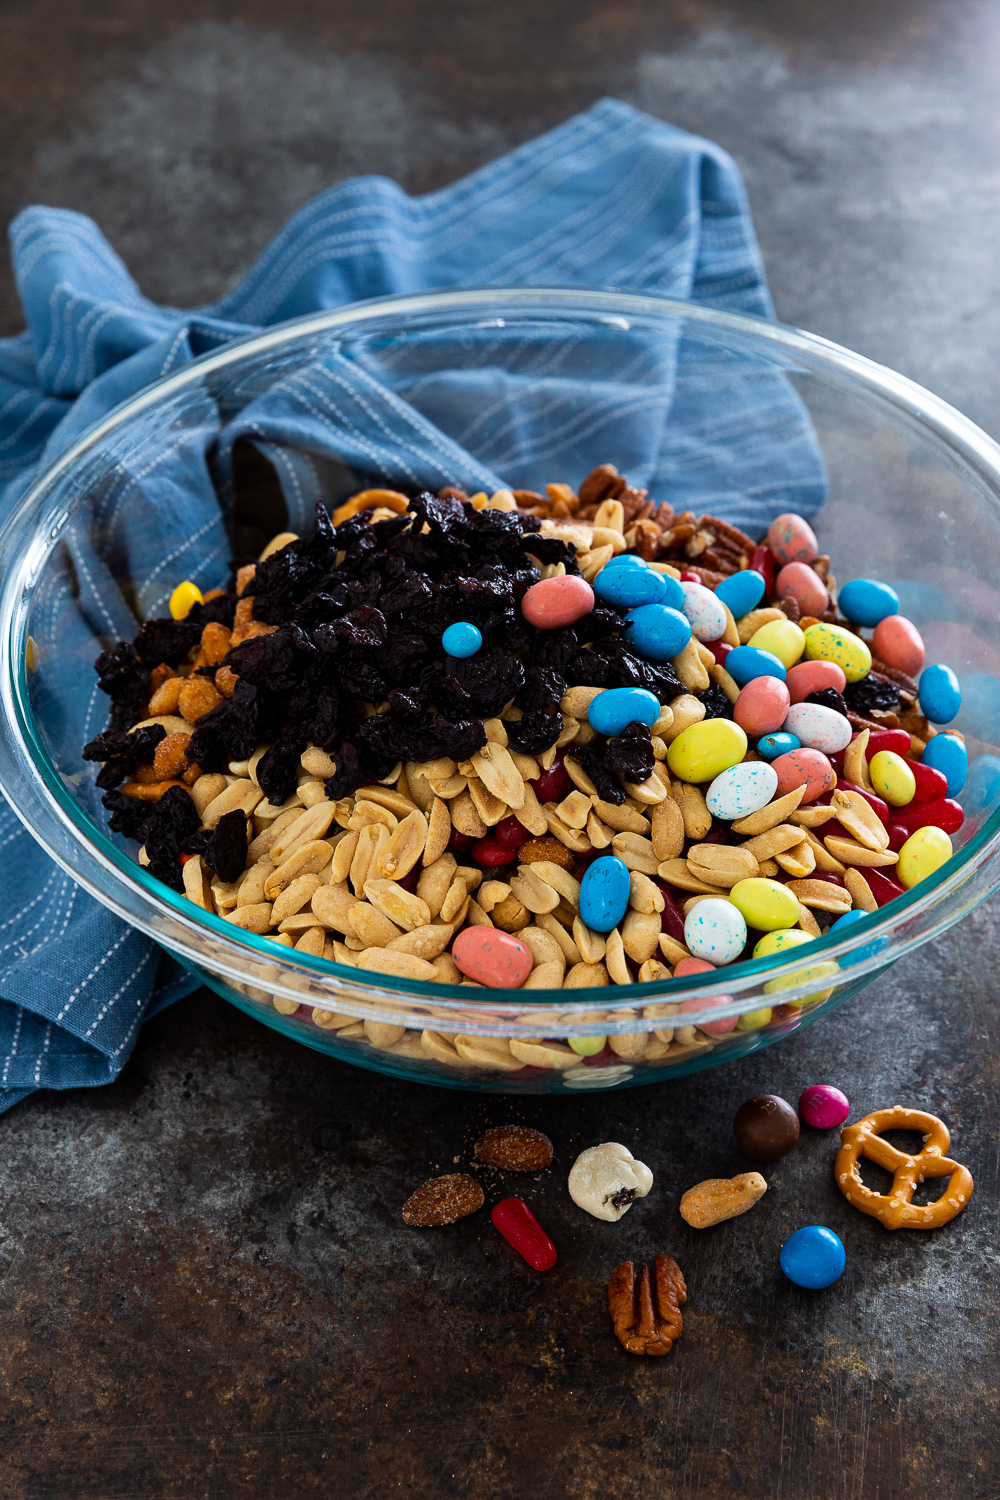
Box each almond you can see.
[474,1125,554,1172]
[402,1174,485,1226]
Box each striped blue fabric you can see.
[0,99,824,1112]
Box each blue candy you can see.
[594,566,669,609]
[714,569,766,618]
[922,732,968,797]
[579,856,631,933]
[837,578,900,627]
[442,621,482,658]
[588,687,661,737]
[601,554,651,570]
[831,907,888,965]
[757,731,801,760]
[918,663,962,724]
[623,604,691,661]
[962,752,1000,820]
[780,1226,846,1289]
[726,645,787,685]
[830,909,870,933]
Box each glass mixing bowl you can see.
[3,289,1000,1094]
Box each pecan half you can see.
[608,1254,686,1356]
[402,1173,484,1226]
[474,1125,554,1172]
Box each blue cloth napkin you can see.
[0,98,824,1113]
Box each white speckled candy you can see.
[705,762,779,821]
[680,581,728,643]
[783,703,853,755]
[684,899,748,966]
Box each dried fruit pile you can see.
[82,465,972,1057]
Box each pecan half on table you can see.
[607,1253,686,1356]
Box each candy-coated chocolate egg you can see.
[780,1226,845,1289]
[169,581,203,620]
[730,877,800,932]
[918,663,962,724]
[705,761,779,820]
[726,645,787,685]
[714,569,766,618]
[734,1007,773,1032]
[734,676,790,737]
[588,686,661,736]
[785,659,847,704]
[776,561,828,617]
[568,1034,607,1056]
[747,618,806,669]
[452,927,533,988]
[921,732,967,797]
[802,622,872,683]
[442,620,483,657]
[666,719,748,783]
[798,1084,850,1130]
[758,731,801,760]
[684,898,747,966]
[771,747,836,803]
[623,603,691,660]
[675,959,739,1035]
[579,855,631,933]
[767,513,819,565]
[521,574,594,629]
[783,703,853,755]
[838,578,899,627]
[753,928,814,959]
[680,581,729,642]
[869,749,916,807]
[594,565,669,608]
[897,825,953,887]
[871,614,925,676]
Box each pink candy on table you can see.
[786,659,847,705]
[734,675,790,737]
[771,747,836,803]
[675,957,738,1035]
[776,561,828,617]
[871,614,926,676]
[521,574,594,629]
[452,927,533,988]
[491,1198,557,1271]
[767,512,819,566]
[798,1084,850,1130]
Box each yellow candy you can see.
[753,928,814,960]
[666,719,748,783]
[735,1006,773,1032]
[869,749,916,807]
[897,826,953,888]
[169,581,203,620]
[765,959,839,1007]
[730,878,800,932]
[568,1034,607,1056]
[747,618,806,669]
[802,622,872,683]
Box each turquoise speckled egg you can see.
[624,603,692,661]
[705,762,779,821]
[726,645,788,685]
[594,565,669,609]
[684,899,748,966]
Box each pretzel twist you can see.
[835,1106,974,1230]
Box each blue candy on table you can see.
[579,855,631,933]
[623,603,692,661]
[442,621,483,658]
[594,565,670,609]
[726,645,788,685]
[837,578,900,627]
[757,731,801,760]
[918,663,962,724]
[780,1226,846,1289]
[921,731,968,797]
[588,687,661,736]
[714,569,766,619]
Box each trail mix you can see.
[84,464,970,1028]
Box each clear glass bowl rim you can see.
[2,285,1000,1027]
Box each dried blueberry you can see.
[197,808,248,884]
[806,687,850,717]
[603,722,654,783]
[697,684,734,721]
[507,711,561,755]
[94,641,151,733]
[573,743,626,805]
[844,673,900,716]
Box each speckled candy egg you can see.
[771,747,836,803]
[871,614,925,676]
[767,513,819,565]
[666,719,748,783]
[785,659,847,704]
[922,732,967,797]
[680,581,728,642]
[802,622,872,683]
[734,676,790,737]
[776,561,828,617]
[521,574,594,629]
[675,961,739,1036]
[783,703,853,755]
[452,927,533,988]
[747,618,806,669]
[624,603,692,661]
[897,825,953,887]
[684,899,748,966]
[705,761,779,821]
[729,877,800,932]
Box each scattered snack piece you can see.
[568,1143,653,1221]
[780,1225,845,1288]
[733,1093,800,1161]
[491,1197,557,1270]
[402,1173,484,1226]
[607,1254,686,1355]
[474,1125,554,1172]
[834,1105,974,1229]
[798,1083,850,1129]
[679,1171,767,1228]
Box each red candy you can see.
[886,823,910,852]
[749,544,776,595]
[656,885,688,944]
[864,868,906,906]
[491,1198,557,1271]
[447,828,475,853]
[533,753,570,802]
[864,729,912,760]
[910,761,949,802]
[472,837,518,867]
[710,640,733,665]
[495,815,530,849]
[891,797,964,835]
[679,570,701,583]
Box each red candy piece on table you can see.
[533,752,570,803]
[710,641,733,665]
[864,868,906,906]
[495,814,530,849]
[892,797,964,835]
[864,729,912,760]
[472,837,518,867]
[447,828,475,853]
[832,779,890,824]
[656,885,688,945]
[750,545,776,595]
[491,1198,557,1271]
[909,760,949,803]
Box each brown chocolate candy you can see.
[733,1094,800,1161]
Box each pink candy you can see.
[776,561,828,617]
[521,574,594,629]
[676,958,738,1035]
[871,614,925,676]
[798,1084,850,1130]
[491,1198,557,1271]
[767,512,819,565]
[771,747,836,803]
[452,928,533,988]
[734,676,790,737]
[786,659,846,704]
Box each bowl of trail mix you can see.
[5,291,1000,1092]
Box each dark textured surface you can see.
[3,3,1000,1496]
